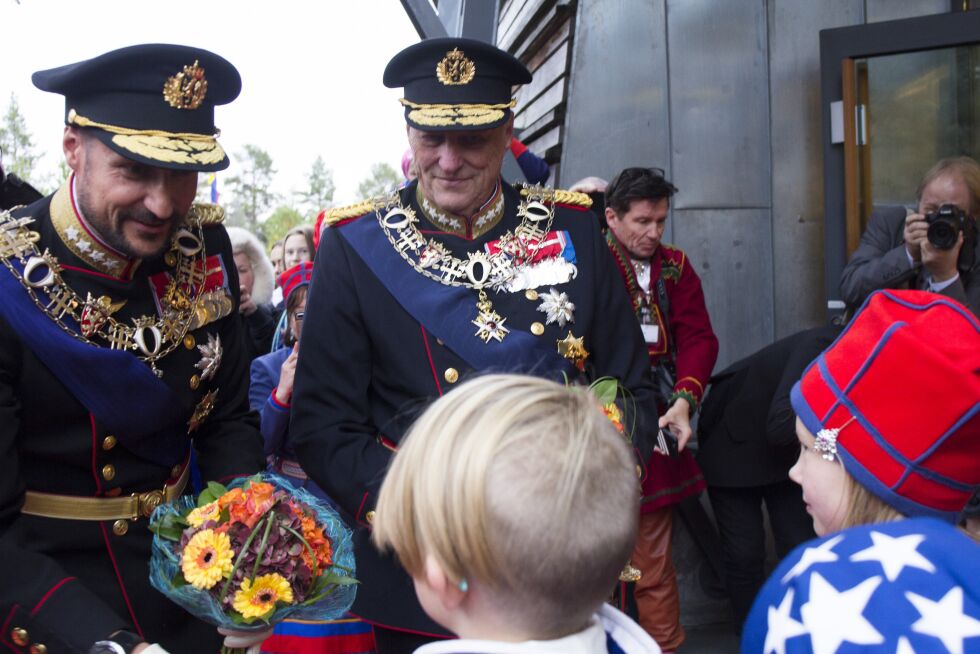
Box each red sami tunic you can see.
[606,233,718,512]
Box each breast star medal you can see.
[557,331,589,370]
[536,287,575,327]
[194,333,222,382]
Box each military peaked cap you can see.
[384,37,531,131]
[33,44,241,172]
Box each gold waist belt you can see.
[21,464,190,521]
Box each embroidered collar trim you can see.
[415,181,504,239]
[50,176,139,280]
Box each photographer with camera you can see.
[840,156,980,317]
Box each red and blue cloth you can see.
[261,617,375,654]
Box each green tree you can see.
[0,93,42,182]
[225,144,278,234]
[296,155,335,218]
[262,205,305,245]
[356,162,400,199]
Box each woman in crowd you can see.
[282,224,315,272]
[227,226,278,361]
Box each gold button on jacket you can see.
[443,368,459,384]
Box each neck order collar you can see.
[51,175,139,280]
[415,181,504,239]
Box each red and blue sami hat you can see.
[742,517,980,653]
[791,290,980,521]
[278,262,313,303]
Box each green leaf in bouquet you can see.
[198,481,230,507]
[150,513,188,542]
[590,377,619,405]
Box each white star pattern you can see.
[907,587,980,654]
[895,637,915,654]
[65,226,79,241]
[781,534,844,583]
[800,572,884,654]
[850,531,935,582]
[75,239,92,253]
[763,588,807,654]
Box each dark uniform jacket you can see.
[291,180,657,635]
[697,325,841,488]
[840,204,980,317]
[0,186,265,653]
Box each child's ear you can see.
[424,554,467,610]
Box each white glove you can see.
[217,627,273,653]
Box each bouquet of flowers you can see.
[149,473,356,636]
[575,376,642,582]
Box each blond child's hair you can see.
[372,373,639,638]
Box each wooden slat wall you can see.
[497,0,575,182]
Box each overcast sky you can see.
[1,0,420,209]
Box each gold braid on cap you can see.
[68,109,219,141]
[68,109,225,166]
[399,99,517,128]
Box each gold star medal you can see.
[557,331,589,370]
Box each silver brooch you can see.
[195,333,222,381]
[813,416,856,462]
[813,428,840,462]
[537,287,575,327]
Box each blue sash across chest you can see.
[0,256,189,466]
[338,212,573,379]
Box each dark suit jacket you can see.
[840,204,979,316]
[697,326,840,488]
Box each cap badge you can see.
[436,48,476,86]
[163,60,208,110]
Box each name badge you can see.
[641,324,660,344]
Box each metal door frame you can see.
[819,10,980,315]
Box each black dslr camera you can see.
[924,203,977,272]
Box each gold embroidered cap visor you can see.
[32,43,241,172]
[384,37,531,132]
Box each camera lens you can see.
[927,220,958,250]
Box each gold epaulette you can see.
[517,184,593,209]
[187,203,225,226]
[319,198,380,227]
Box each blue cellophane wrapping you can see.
[149,472,356,630]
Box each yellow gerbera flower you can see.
[186,501,221,527]
[180,529,234,589]
[232,573,295,619]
